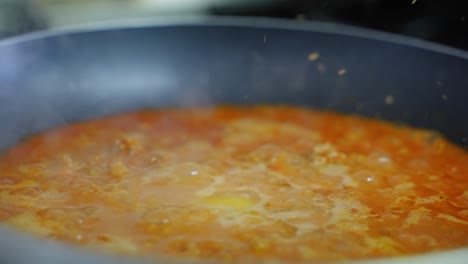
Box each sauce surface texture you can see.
[0,106,467,263]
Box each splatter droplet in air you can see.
[385,95,395,105]
[337,68,347,76]
[308,52,320,61]
[317,63,327,73]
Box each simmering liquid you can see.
[0,105,467,263]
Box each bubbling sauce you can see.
[0,105,467,263]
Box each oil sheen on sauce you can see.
[0,105,467,263]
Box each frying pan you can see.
[0,17,467,264]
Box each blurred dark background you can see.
[212,0,468,50]
[1,0,467,50]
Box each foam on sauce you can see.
[0,105,467,263]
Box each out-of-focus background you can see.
[1,0,467,50]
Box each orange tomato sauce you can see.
[0,105,467,263]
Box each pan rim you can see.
[0,15,468,60]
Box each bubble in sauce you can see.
[0,178,18,185]
[37,207,67,219]
[10,187,40,196]
[368,152,393,166]
[353,170,379,184]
